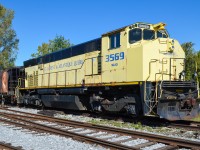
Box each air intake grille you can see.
[161,81,197,88]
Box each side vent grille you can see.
[161,81,197,88]
[28,75,33,86]
[97,55,102,74]
[34,71,38,86]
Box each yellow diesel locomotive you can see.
[17,22,199,120]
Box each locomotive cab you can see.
[100,22,199,120]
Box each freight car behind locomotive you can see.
[16,22,200,120]
[0,67,24,104]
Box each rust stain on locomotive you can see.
[0,71,8,94]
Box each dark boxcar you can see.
[0,67,25,104]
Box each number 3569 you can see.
[105,52,124,62]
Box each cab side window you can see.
[129,28,142,43]
[157,30,168,38]
[109,33,120,49]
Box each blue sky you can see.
[1,0,200,66]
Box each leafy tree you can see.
[0,4,19,69]
[181,42,196,80]
[181,42,200,83]
[49,35,72,53]
[31,35,73,58]
[31,43,49,58]
[195,50,200,82]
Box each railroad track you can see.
[167,120,200,131]
[2,106,200,131]
[0,108,199,149]
[0,141,22,150]
[37,108,200,131]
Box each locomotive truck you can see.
[4,22,199,120]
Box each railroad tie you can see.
[100,135,120,140]
[114,137,133,143]
[91,133,108,138]
[133,142,155,149]
[63,127,74,130]
[155,145,179,150]
[68,128,84,132]
[77,131,97,135]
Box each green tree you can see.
[181,42,196,80]
[31,35,73,58]
[31,43,49,58]
[0,4,19,69]
[182,43,200,83]
[49,35,72,53]
[195,50,200,82]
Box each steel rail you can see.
[168,122,200,131]
[0,109,199,149]
[0,113,138,150]
[0,142,22,150]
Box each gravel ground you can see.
[52,113,200,142]
[4,107,200,150]
[8,107,40,114]
[141,143,166,150]
[0,122,105,150]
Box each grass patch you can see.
[88,119,146,130]
[192,114,200,122]
[87,118,173,133]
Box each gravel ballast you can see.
[3,107,199,150]
[0,122,105,150]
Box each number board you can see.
[138,24,150,29]
[105,52,124,62]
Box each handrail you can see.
[27,54,102,88]
[169,58,185,81]
[144,59,158,115]
[161,58,168,80]
[145,59,158,82]
[16,78,23,89]
[15,78,25,101]
[39,55,101,77]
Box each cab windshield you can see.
[129,28,168,44]
[143,29,155,40]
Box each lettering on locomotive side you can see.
[111,63,118,66]
[44,59,84,72]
